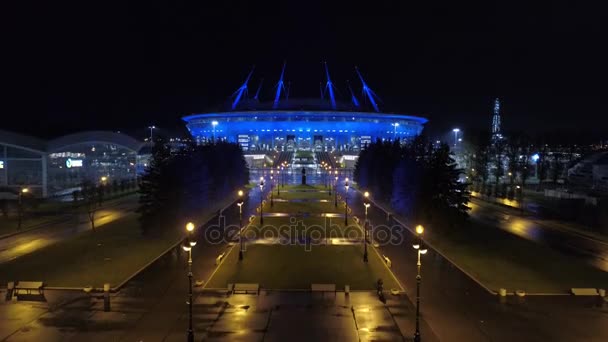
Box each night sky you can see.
[4,1,606,142]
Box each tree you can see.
[137,141,173,235]
[491,140,505,197]
[358,139,470,227]
[551,153,563,185]
[137,140,249,236]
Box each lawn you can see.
[0,214,182,288]
[207,182,397,290]
[206,244,400,290]
[427,219,608,293]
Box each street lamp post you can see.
[413,225,428,342]
[452,128,460,148]
[392,122,399,140]
[17,187,29,229]
[183,222,197,342]
[344,178,349,226]
[259,177,265,225]
[277,167,281,196]
[148,125,156,142]
[363,191,370,263]
[334,175,339,207]
[212,121,219,143]
[328,167,332,196]
[270,175,274,207]
[237,190,244,261]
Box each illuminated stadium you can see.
[183,64,428,167]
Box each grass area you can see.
[294,150,314,159]
[0,192,138,237]
[0,215,68,236]
[207,244,399,290]
[427,219,608,293]
[0,214,182,288]
[276,190,331,200]
[208,183,394,290]
[246,216,363,239]
[270,201,333,213]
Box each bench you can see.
[571,288,598,296]
[14,281,44,295]
[233,283,260,295]
[311,283,336,293]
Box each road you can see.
[344,187,608,342]
[0,196,138,264]
[469,198,608,272]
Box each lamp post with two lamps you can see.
[344,178,349,226]
[237,190,244,261]
[334,174,339,207]
[452,128,460,148]
[276,167,281,196]
[363,191,370,263]
[412,224,428,342]
[182,222,197,342]
[259,177,265,225]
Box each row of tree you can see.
[464,132,583,199]
[354,137,470,226]
[137,141,249,235]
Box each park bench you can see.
[14,281,44,295]
[311,283,336,293]
[571,288,599,296]
[233,283,260,295]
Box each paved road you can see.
[0,197,138,264]
[470,198,608,272]
[344,187,608,342]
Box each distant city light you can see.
[532,153,540,162]
[452,128,460,132]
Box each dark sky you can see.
[3,1,607,141]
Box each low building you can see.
[0,129,144,198]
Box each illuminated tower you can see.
[491,98,503,142]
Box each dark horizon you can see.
[3,2,607,142]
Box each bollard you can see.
[515,290,526,304]
[103,283,111,312]
[498,288,507,304]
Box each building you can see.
[182,64,428,155]
[0,129,144,198]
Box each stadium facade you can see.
[183,64,428,153]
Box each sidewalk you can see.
[0,289,437,342]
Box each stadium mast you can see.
[347,80,360,108]
[253,78,264,101]
[273,61,287,109]
[323,62,337,109]
[355,67,381,112]
[231,66,255,110]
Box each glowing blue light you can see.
[532,154,540,162]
